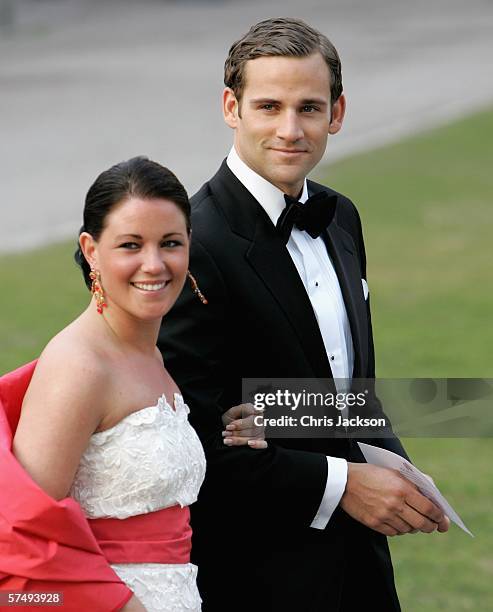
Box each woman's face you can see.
[85,196,190,322]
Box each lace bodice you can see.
[70,393,206,519]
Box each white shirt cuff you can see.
[310,456,348,530]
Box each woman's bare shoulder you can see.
[26,320,110,412]
[14,321,112,499]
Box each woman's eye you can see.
[161,240,182,248]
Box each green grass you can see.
[388,438,493,611]
[0,241,88,373]
[2,107,492,610]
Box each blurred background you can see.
[1,1,492,609]
[1,0,492,252]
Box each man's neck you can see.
[226,146,309,226]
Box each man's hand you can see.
[340,463,450,536]
[222,403,267,449]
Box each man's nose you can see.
[276,110,304,142]
[141,247,165,274]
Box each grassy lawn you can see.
[1,107,492,609]
[387,438,493,610]
[0,241,88,373]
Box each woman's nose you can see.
[141,248,165,274]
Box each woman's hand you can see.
[121,594,147,611]
[222,403,267,449]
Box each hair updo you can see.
[74,156,191,289]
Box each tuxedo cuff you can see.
[310,456,348,530]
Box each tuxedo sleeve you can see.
[158,237,329,528]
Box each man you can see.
[158,18,448,612]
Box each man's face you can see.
[223,52,345,197]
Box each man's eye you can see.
[261,104,275,111]
[301,105,317,113]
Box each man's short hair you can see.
[224,17,343,106]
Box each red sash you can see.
[88,505,192,564]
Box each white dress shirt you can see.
[227,147,350,529]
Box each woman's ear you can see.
[79,232,98,269]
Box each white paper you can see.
[357,442,473,537]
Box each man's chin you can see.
[267,168,307,193]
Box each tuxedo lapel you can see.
[246,218,333,379]
[323,224,368,378]
[209,162,332,378]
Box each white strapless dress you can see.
[69,393,206,612]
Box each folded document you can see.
[358,442,473,537]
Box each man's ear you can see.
[223,87,240,129]
[328,94,346,135]
[79,232,98,269]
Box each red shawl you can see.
[0,361,133,611]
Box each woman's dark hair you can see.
[75,156,191,289]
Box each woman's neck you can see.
[82,303,161,356]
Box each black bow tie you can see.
[276,191,337,244]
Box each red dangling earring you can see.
[187,270,208,305]
[89,268,107,314]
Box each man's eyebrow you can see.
[300,98,328,106]
[249,98,328,106]
[249,98,280,105]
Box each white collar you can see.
[226,146,308,226]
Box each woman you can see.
[1,157,264,611]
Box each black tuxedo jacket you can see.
[158,161,406,612]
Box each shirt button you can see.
[315,282,319,287]
[330,355,335,361]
